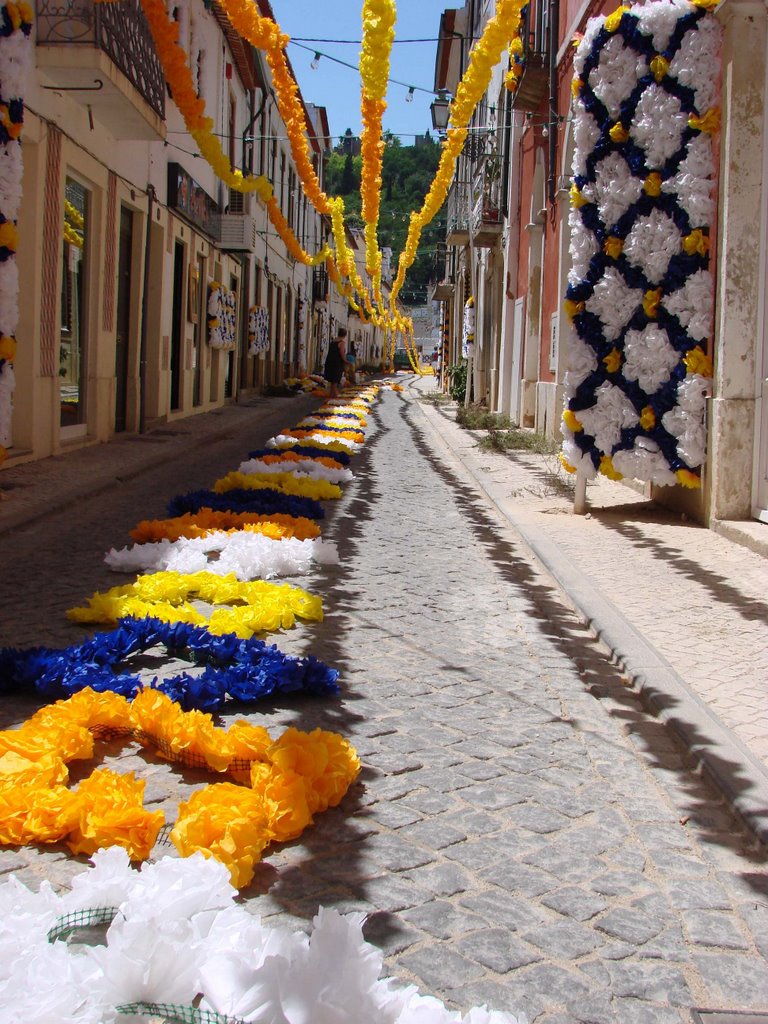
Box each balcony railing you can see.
[36,0,165,124]
[509,1,549,112]
[471,161,503,247]
[446,181,470,246]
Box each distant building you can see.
[335,129,361,157]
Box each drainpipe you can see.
[547,0,560,204]
[139,183,155,435]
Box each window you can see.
[60,177,90,434]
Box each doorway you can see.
[170,240,184,412]
[114,206,133,432]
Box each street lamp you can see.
[430,90,451,132]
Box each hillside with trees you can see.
[324,133,444,306]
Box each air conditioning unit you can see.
[209,213,257,251]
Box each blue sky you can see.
[268,1,451,144]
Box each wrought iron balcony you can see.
[446,181,470,247]
[509,2,549,113]
[36,0,166,139]
[471,162,503,247]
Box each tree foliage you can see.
[324,133,445,306]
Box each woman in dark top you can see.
[324,327,348,398]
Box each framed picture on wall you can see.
[188,265,199,323]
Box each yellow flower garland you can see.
[359,0,396,290]
[67,570,323,638]
[212,469,342,501]
[130,510,322,544]
[0,687,360,887]
[390,0,526,308]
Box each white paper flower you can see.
[669,15,721,113]
[662,135,715,228]
[634,0,693,54]
[585,267,644,342]
[561,436,599,479]
[623,325,680,393]
[589,152,644,229]
[571,109,601,179]
[612,437,679,485]
[589,34,648,120]
[567,210,599,286]
[564,333,598,389]
[662,268,714,341]
[631,85,689,169]
[238,456,354,484]
[576,381,639,452]
[622,209,681,284]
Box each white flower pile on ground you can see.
[0,849,522,1024]
[238,456,354,484]
[105,532,339,579]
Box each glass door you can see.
[60,177,90,436]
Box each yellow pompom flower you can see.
[603,236,623,259]
[676,468,701,488]
[0,335,17,362]
[643,288,662,318]
[604,5,630,32]
[684,345,713,377]
[562,409,583,432]
[609,122,629,144]
[683,229,710,257]
[603,347,621,373]
[650,55,669,82]
[640,405,656,430]
[689,108,720,134]
[599,455,623,480]
[644,172,662,197]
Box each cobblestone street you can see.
[1,384,767,1024]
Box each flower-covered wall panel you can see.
[562,0,720,489]
[208,281,237,350]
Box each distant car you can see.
[392,349,411,370]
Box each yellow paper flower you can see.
[603,348,621,373]
[560,455,577,474]
[562,409,583,432]
[564,298,585,321]
[643,288,662,318]
[650,55,669,82]
[640,405,656,430]
[684,345,713,377]
[609,122,629,144]
[212,470,341,501]
[0,335,17,362]
[676,468,701,488]
[130,510,321,544]
[604,5,630,32]
[599,455,623,480]
[688,108,720,134]
[68,769,164,860]
[569,183,588,208]
[603,236,623,259]
[682,229,710,257]
[172,782,272,889]
[644,172,662,197]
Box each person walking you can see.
[323,327,348,399]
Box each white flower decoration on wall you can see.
[562,0,720,489]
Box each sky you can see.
[268,1,451,144]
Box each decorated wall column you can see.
[711,0,766,521]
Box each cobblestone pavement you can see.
[0,381,767,1024]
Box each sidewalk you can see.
[2,379,767,849]
[0,391,322,536]
[410,376,768,848]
